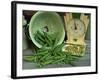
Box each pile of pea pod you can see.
[23,31,81,68]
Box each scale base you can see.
[62,43,86,56]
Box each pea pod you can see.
[36,31,45,41]
[39,51,50,61]
[42,60,54,66]
[34,35,45,45]
[36,50,49,56]
[43,32,52,46]
[44,32,53,46]
[53,43,65,54]
[52,57,65,64]
[23,56,36,62]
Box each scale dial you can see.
[67,19,86,38]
